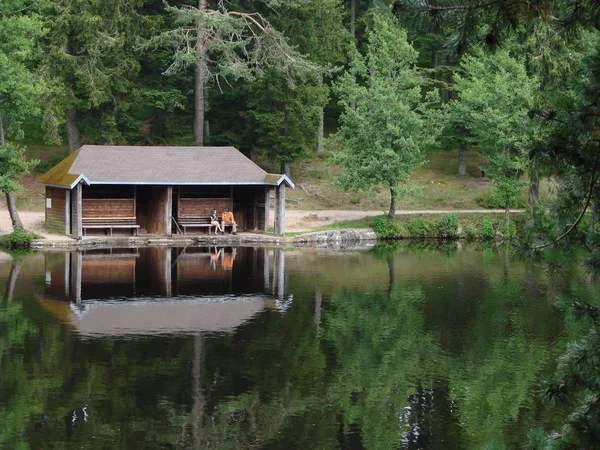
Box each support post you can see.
[65,190,71,235]
[73,183,83,239]
[166,186,173,235]
[275,184,286,235]
[264,188,271,232]
[165,248,172,297]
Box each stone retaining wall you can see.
[30,228,378,250]
[293,229,377,250]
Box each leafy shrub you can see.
[407,218,432,237]
[435,213,459,238]
[0,230,37,250]
[480,217,499,240]
[463,222,479,240]
[371,216,406,239]
[476,189,526,209]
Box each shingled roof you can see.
[37,145,294,189]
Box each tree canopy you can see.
[330,11,440,218]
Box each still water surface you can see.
[0,244,594,449]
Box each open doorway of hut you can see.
[136,186,170,235]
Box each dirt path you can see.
[0,209,522,238]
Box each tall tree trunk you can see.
[350,0,356,40]
[5,192,23,231]
[281,162,290,177]
[505,204,510,231]
[388,187,397,220]
[458,137,467,176]
[66,107,81,154]
[0,114,23,231]
[194,0,207,146]
[317,108,324,153]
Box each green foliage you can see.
[0,143,38,193]
[0,0,44,137]
[37,0,156,144]
[371,215,406,239]
[246,70,328,167]
[407,218,433,236]
[480,217,500,240]
[477,189,527,209]
[435,213,459,238]
[450,48,537,223]
[0,230,37,249]
[330,11,440,216]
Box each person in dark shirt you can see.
[210,209,223,234]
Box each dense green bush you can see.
[435,213,459,238]
[476,189,526,209]
[0,230,37,250]
[371,216,406,239]
[480,217,499,240]
[371,214,518,241]
[407,218,432,237]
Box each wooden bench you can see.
[82,198,139,236]
[177,198,232,235]
[82,217,140,236]
[177,217,214,235]
[176,217,237,235]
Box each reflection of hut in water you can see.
[41,296,271,336]
[41,247,287,336]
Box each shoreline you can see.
[29,228,379,251]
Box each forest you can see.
[1,0,600,236]
[3,1,600,448]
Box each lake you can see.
[0,243,593,449]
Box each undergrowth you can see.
[0,230,39,250]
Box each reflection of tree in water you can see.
[0,257,65,449]
[324,286,445,449]
[323,248,568,450]
[445,276,555,449]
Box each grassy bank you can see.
[290,212,523,241]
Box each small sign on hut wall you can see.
[46,198,52,208]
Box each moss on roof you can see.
[36,150,81,188]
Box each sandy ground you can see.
[0,209,382,239]
[0,208,521,240]
[0,210,67,240]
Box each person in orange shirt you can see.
[221,208,237,234]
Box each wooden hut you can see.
[37,145,294,238]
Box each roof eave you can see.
[36,173,91,189]
[275,175,295,189]
[85,181,284,186]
